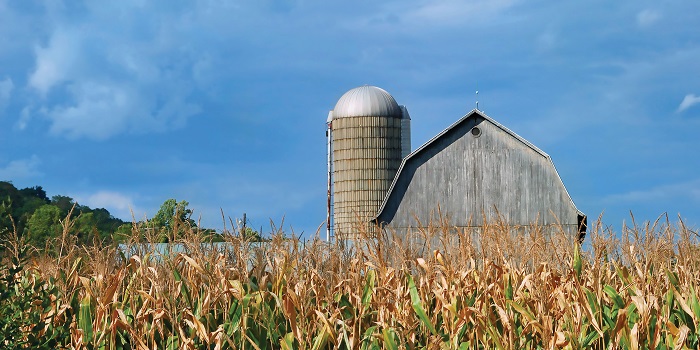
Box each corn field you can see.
[1,214,700,349]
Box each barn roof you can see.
[373,109,585,221]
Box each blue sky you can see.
[1,0,699,237]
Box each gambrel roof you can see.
[373,109,584,223]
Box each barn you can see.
[326,86,586,241]
[373,109,586,239]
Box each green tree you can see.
[19,186,48,202]
[152,199,195,230]
[0,183,127,246]
[26,205,63,249]
[73,212,98,244]
[50,195,75,217]
[0,182,21,231]
[113,223,134,242]
[242,227,263,241]
[0,182,21,211]
[0,197,12,234]
[149,199,196,242]
[18,197,48,222]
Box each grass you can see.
[1,212,699,349]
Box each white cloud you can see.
[45,82,134,139]
[29,28,81,97]
[0,77,13,114]
[16,106,32,130]
[26,10,202,140]
[678,94,700,113]
[637,9,661,27]
[0,156,42,181]
[41,80,201,139]
[536,30,557,53]
[401,0,517,26]
[605,179,700,204]
[76,190,141,221]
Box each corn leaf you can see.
[382,328,398,350]
[362,269,376,309]
[79,294,94,345]
[407,273,438,336]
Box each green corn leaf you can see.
[382,328,398,350]
[573,243,582,280]
[79,295,94,345]
[665,269,680,290]
[615,265,631,286]
[603,285,625,310]
[338,293,354,320]
[467,290,477,307]
[311,325,330,350]
[690,285,700,321]
[584,287,599,315]
[280,332,295,350]
[456,319,470,345]
[362,269,376,309]
[226,300,242,335]
[172,269,192,310]
[508,300,535,323]
[407,273,438,336]
[194,288,204,319]
[361,325,377,349]
[580,330,600,348]
[483,320,506,350]
[505,275,513,301]
[166,336,179,350]
[666,288,675,316]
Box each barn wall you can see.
[376,114,580,232]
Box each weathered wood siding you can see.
[375,112,582,233]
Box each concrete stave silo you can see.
[327,86,410,240]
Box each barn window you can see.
[471,127,482,137]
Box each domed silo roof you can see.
[332,85,402,119]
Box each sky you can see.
[0,0,699,238]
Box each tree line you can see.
[0,181,264,251]
[0,181,129,248]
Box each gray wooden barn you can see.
[372,109,586,239]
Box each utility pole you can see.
[239,213,247,237]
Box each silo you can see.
[328,86,405,240]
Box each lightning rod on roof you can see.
[475,81,479,110]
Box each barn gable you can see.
[374,109,585,235]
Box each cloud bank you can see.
[678,94,700,113]
[26,7,202,140]
[0,78,13,115]
[76,190,141,222]
[0,156,42,181]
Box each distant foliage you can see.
[0,181,128,252]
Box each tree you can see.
[242,227,263,241]
[0,197,12,239]
[26,205,63,249]
[18,197,48,222]
[0,183,22,231]
[149,199,196,242]
[73,212,98,245]
[19,186,48,202]
[0,183,127,246]
[152,199,196,229]
[0,182,21,211]
[50,195,75,217]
